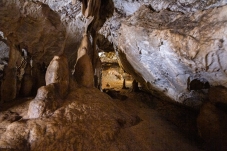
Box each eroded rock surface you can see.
[112,0,227,15]
[101,4,227,107]
[0,1,66,64]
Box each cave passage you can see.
[0,0,227,151]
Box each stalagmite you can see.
[45,55,69,99]
[80,0,102,89]
[73,16,94,88]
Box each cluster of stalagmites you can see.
[28,0,101,118]
[28,55,69,118]
[1,0,227,150]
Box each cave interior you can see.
[0,0,227,151]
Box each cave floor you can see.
[0,87,203,151]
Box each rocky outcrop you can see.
[27,84,60,118]
[101,4,227,107]
[0,1,66,64]
[0,0,116,101]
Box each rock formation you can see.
[73,17,94,87]
[0,0,227,150]
[101,3,227,108]
[1,88,143,151]
[28,55,69,118]
[0,1,66,102]
[45,55,69,99]
[27,83,60,118]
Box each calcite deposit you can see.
[0,0,227,150]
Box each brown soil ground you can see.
[0,85,204,151]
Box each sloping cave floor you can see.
[0,84,205,150]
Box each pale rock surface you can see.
[0,41,9,68]
[112,0,227,15]
[101,4,227,106]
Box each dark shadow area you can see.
[189,78,210,90]
[103,89,128,100]
[97,33,115,52]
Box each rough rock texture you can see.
[0,88,141,151]
[0,0,115,101]
[28,55,69,118]
[27,84,61,119]
[45,55,69,98]
[0,40,9,68]
[0,0,66,102]
[0,88,203,151]
[101,4,227,106]
[0,1,66,64]
[112,0,227,15]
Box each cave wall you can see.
[0,0,84,67]
[0,0,85,102]
[100,0,227,107]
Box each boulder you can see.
[102,5,227,106]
